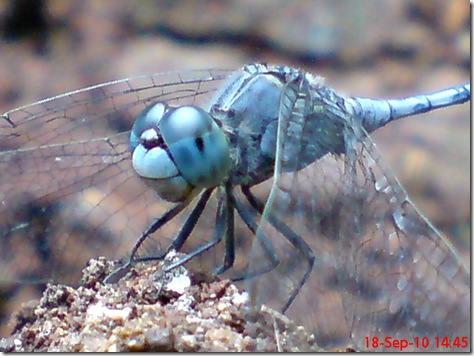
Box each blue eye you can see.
[130,103,230,202]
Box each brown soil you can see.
[0,254,344,352]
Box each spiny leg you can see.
[163,187,229,272]
[242,186,315,313]
[229,188,280,281]
[130,188,215,266]
[104,200,190,283]
[213,184,236,274]
[163,188,215,254]
[171,183,280,277]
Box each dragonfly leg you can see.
[241,186,315,313]
[229,188,280,281]
[213,184,235,274]
[129,188,215,266]
[131,190,216,267]
[163,188,214,254]
[163,187,229,272]
[103,200,189,283]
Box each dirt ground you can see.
[0,253,346,352]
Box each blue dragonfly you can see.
[0,63,470,350]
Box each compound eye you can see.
[160,106,231,188]
[132,143,193,202]
[130,104,230,202]
[130,103,194,202]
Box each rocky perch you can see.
[0,253,327,352]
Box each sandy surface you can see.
[0,254,333,352]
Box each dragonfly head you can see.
[130,103,231,202]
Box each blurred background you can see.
[0,0,470,339]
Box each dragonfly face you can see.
[0,63,469,351]
[130,102,231,202]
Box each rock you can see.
[0,254,325,352]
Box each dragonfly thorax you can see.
[130,103,231,202]
[208,63,349,187]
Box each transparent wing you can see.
[0,69,233,330]
[245,79,470,351]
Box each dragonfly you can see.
[0,63,470,351]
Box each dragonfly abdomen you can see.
[346,83,470,133]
